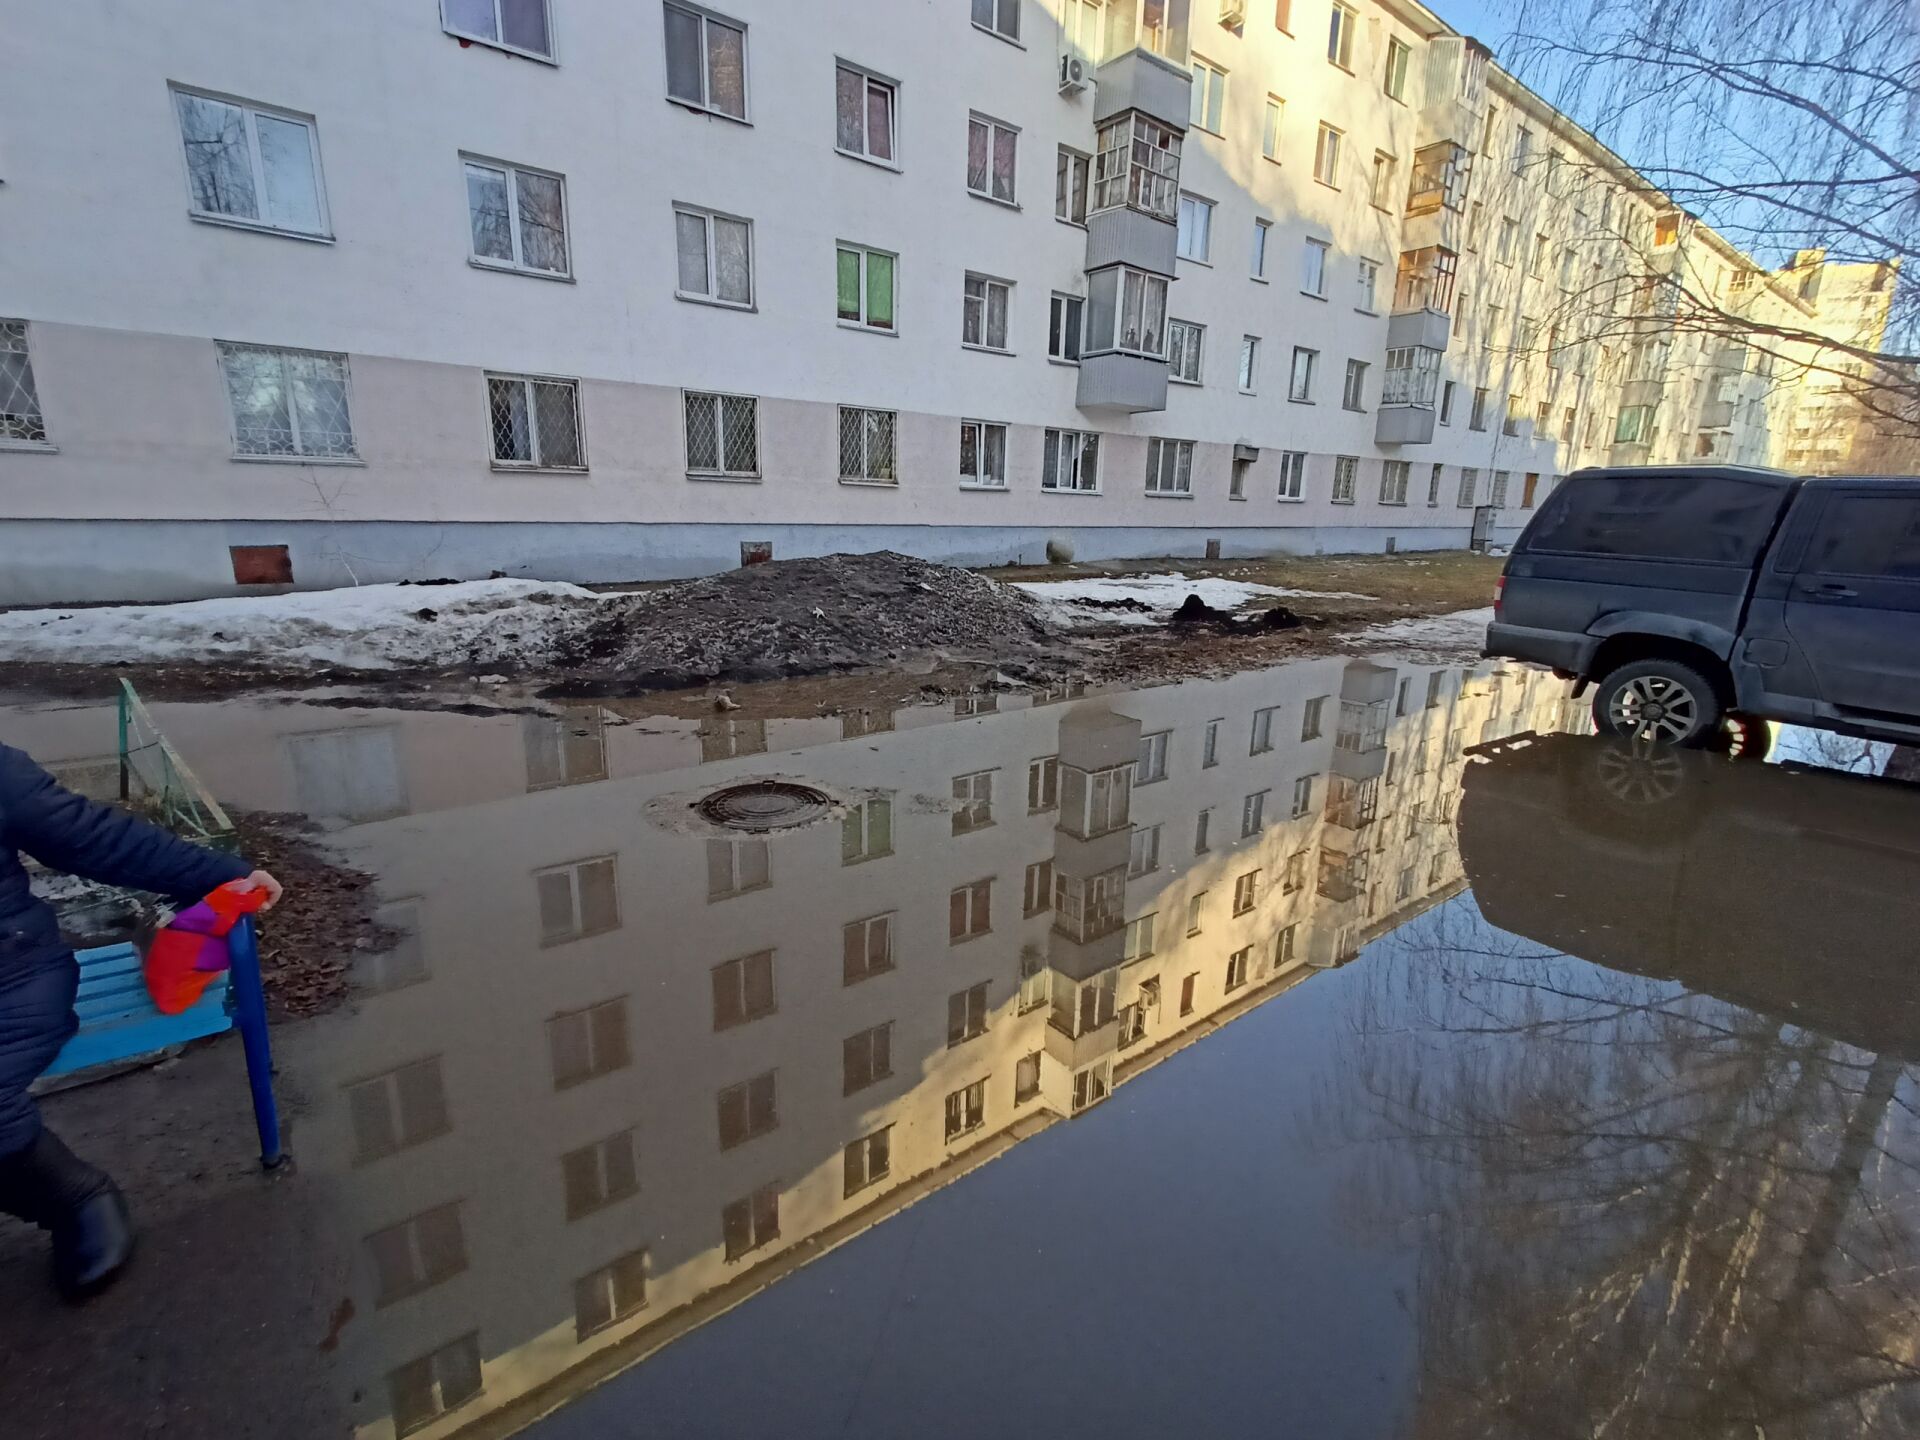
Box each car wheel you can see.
[1592,660,1723,747]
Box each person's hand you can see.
[240,869,284,910]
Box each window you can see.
[1384,37,1410,99]
[1042,428,1101,492]
[1382,347,1439,408]
[1274,0,1293,31]
[672,205,753,308]
[956,418,1009,488]
[1427,462,1445,506]
[1457,466,1479,506]
[1342,360,1368,411]
[442,0,552,58]
[485,373,584,471]
[722,1183,780,1261]
[1251,705,1277,754]
[1180,973,1198,1015]
[1301,238,1329,297]
[836,244,896,331]
[170,87,327,238]
[843,913,894,985]
[1521,471,1541,509]
[1290,773,1314,818]
[1289,347,1318,402]
[1511,125,1531,176]
[948,983,990,1046]
[1283,850,1307,893]
[1015,1052,1042,1104]
[1092,113,1182,220]
[950,878,993,942]
[464,157,568,276]
[1526,471,1797,563]
[1614,406,1654,445]
[1225,946,1252,992]
[1167,319,1204,384]
[1370,151,1397,209]
[712,948,775,1029]
[952,769,995,833]
[1187,892,1206,935]
[843,1022,893,1094]
[1354,257,1381,313]
[1502,395,1525,438]
[1560,406,1576,444]
[961,273,1013,352]
[1203,718,1222,766]
[967,113,1019,205]
[1249,219,1272,281]
[346,1057,451,1164]
[535,856,620,945]
[0,321,46,446]
[1313,124,1342,186]
[1023,859,1055,918]
[841,797,893,864]
[945,1079,987,1140]
[1071,1060,1111,1112]
[1128,822,1163,877]
[1489,470,1510,507]
[1133,731,1171,788]
[1800,494,1920,578]
[1380,459,1410,505]
[1122,914,1155,962]
[1276,449,1306,501]
[843,1126,893,1198]
[1468,387,1489,431]
[548,998,631,1090]
[1531,233,1550,279]
[1177,194,1214,261]
[663,4,747,119]
[718,1071,778,1150]
[1056,146,1090,224]
[1262,95,1284,160]
[388,1333,483,1437]
[1327,2,1356,66]
[1085,265,1168,356]
[1241,790,1267,837]
[1233,871,1260,915]
[1190,57,1227,133]
[561,1129,640,1221]
[1138,438,1197,501]
[1439,382,1456,425]
[1495,216,1518,266]
[684,390,759,478]
[838,406,897,484]
[708,837,771,897]
[1276,924,1298,968]
[1195,807,1213,853]
[215,343,355,460]
[971,0,1021,41]
[835,63,897,164]
[1048,293,1085,362]
[573,1248,649,1339]
[1295,695,1324,741]
[1237,336,1260,393]
[1332,454,1358,503]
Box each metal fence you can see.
[117,677,237,850]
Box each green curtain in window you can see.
[866,252,894,328]
[836,248,860,322]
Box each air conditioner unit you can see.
[1059,53,1088,94]
[1219,0,1247,25]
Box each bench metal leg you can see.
[226,918,285,1170]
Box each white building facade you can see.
[0,0,1893,602]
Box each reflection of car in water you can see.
[1458,732,1920,1059]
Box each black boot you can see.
[0,1127,134,1299]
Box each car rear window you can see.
[1801,493,1920,579]
[1523,472,1785,563]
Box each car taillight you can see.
[1493,575,1505,617]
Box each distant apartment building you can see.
[0,0,1898,602]
[9,651,1580,1438]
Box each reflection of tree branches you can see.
[1306,898,1920,1437]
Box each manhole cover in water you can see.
[696,781,833,832]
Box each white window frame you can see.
[1332,454,1358,503]
[1085,266,1168,358]
[463,154,571,278]
[1262,94,1284,161]
[1176,193,1214,262]
[1049,292,1085,363]
[683,389,760,480]
[1289,347,1317,402]
[441,0,555,61]
[1167,318,1205,384]
[1355,257,1379,313]
[662,2,749,120]
[1343,359,1368,411]
[1301,237,1329,296]
[1144,439,1193,496]
[486,371,586,472]
[1384,36,1410,98]
[1056,145,1091,225]
[1250,706,1277,754]
[1276,449,1306,501]
[1457,466,1479,507]
[1251,218,1271,280]
[836,243,897,333]
[1370,150,1397,210]
[962,272,1014,352]
[169,86,331,240]
[673,203,754,309]
[838,405,898,485]
[834,61,899,168]
[1042,427,1101,493]
[1241,789,1267,837]
[1232,872,1259,917]
[1237,336,1259,394]
[1313,122,1343,187]
[970,0,1022,42]
[1189,56,1227,134]
[216,341,358,461]
[959,418,1009,488]
[535,855,621,945]
[1327,1,1356,67]
[1379,459,1410,505]
[1128,823,1163,877]
[967,112,1020,206]
[0,320,50,448]
[1290,774,1315,818]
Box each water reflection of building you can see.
[6,657,1572,1438]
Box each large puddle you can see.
[3,654,1919,1440]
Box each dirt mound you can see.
[554,551,1057,686]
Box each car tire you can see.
[1592,659,1724,747]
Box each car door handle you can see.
[1806,581,1857,598]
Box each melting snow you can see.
[1015,572,1372,628]
[1347,606,1494,656]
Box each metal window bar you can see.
[118,679,237,847]
[0,320,48,443]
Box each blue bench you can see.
[39,918,284,1169]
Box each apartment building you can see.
[13,653,1577,1437]
[1,0,1894,603]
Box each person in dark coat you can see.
[0,742,281,1298]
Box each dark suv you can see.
[1487,465,1920,745]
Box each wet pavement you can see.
[2,656,1919,1439]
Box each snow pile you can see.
[0,578,610,672]
[1016,572,1370,628]
[1347,606,1494,657]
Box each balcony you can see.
[1699,398,1735,430]
[1092,45,1192,130]
[1085,206,1178,277]
[1077,350,1168,412]
[1386,308,1451,352]
[1621,378,1664,408]
[1376,406,1437,446]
